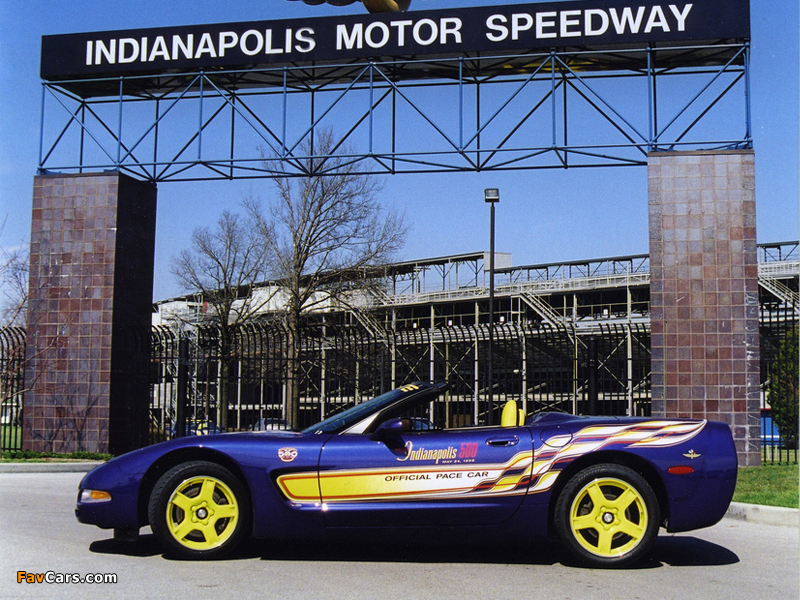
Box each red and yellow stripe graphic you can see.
[529,420,707,494]
[278,451,533,504]
[277,420,706,505]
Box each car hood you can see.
[86,430,306,478]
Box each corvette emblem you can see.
[683,449,701,460]
[278,447,299,463]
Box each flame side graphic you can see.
[277,420,707,504]
[529,420,708,493]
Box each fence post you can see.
[587,336,598,416]
[175,337,189,438]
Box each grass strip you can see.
[733,464,799,509]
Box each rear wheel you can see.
[148,461,251,559]
[555,463,659,567]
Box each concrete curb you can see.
[726,502,799,528]
[2,463,798,528]
[0,462,103,473]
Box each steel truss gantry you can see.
[38,41,750,182]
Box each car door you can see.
[318,424,533,529]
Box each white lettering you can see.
[295,27,315,53]
[610,7,646,34]
[284,28,293,53]
[536,12,558,39]
[148,36,170,62]
[195,32,217,58]
[440,18,462,44]
[366,22,390,49]
[119,38,139,63]
[265,29,284,54]
[512,13,533,41]
[77,5,699,71]
[240,30,263,56]
[669,4,693,31]
[172,34,194,60]
[219,32,238,56]
[585,9,610,36]
[337,23,362,50]
[486,14,508,43]
[645,6,670,33]
[413,19,437,46]
[391,20,413,46]
[560,10,582,38]
[95,39,116,65]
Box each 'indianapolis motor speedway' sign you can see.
[41,0,750,81]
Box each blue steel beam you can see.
[38,43,750,182]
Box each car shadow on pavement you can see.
[90,533,163,558]
[246,537,562,565]
[89,532,738,568]
[647,535,740,567]
[223,534,737,568]
[556,536,739,570]
[89,533,561,565]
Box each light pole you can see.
[484,188,499,425]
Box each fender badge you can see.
[683,449,701,460]
[278,447,298,463]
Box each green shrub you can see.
[768,327,799,449]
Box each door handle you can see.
[486,436,519,447]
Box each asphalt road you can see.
[1,472,797,600]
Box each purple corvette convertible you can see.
[76,382,737,567]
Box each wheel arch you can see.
[546,450,669,534]
[136,448,253,528]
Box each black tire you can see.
[148,461,251,559]
[554,463,660,568]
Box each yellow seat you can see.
[500,400,524,427]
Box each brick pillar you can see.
[24,173,156,455]
[649,150,760,466]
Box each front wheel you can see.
[554,463,660,568]
[148,461,251,559]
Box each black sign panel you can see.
[41,0,750,81]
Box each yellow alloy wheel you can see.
[568,476,648,558]
[165,475,240,551]
[555,463,660,567]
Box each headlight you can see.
[79,489,112,503]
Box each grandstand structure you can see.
[152,241,798,430]
[362,242,798,330]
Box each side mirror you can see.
[370,418,408,440]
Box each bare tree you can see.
[0,224,30,446]
[248,129,406,428]
[0,238,29,328]
[172,209,275,429]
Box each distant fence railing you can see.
[0,327,25,453]
[148,322,652,440]
[3,315,797,463]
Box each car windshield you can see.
[302,386,426,434]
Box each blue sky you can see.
[0,0,797,301]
